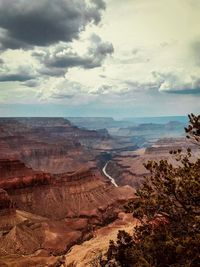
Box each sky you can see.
[0,0,200,118]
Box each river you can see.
[102,161,118,187]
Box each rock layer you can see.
[0,160,135,266]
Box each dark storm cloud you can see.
[0,73,34,82]
[0,30,30,50]
[33,35,114,76]
[0,0,106,50]
[93,0,106,9]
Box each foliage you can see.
[101,114,200,267]
[185,113,200,145]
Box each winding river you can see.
[102,161,118,187]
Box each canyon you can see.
[0,117,197,267]
[0,118,135,267]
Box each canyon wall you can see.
[0,118,136,267]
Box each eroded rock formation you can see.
[0,161,135,266]
[0,118,136,267]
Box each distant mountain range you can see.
[67,116,188,130]
[122,116,188,125]
[67,116,187,141]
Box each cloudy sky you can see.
[0,0,200,117]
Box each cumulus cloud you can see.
[33,34,114,76]
[0,58,36,82]
[50,80,82,99]
[37,77,98,106]
[0,0,106,50]
[153,72,200,94]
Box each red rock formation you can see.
[2,166,134,220]
[0,159,34,179]
[0,189,13,212]
[0,158,135,264]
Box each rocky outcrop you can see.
[64,212,139,267]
